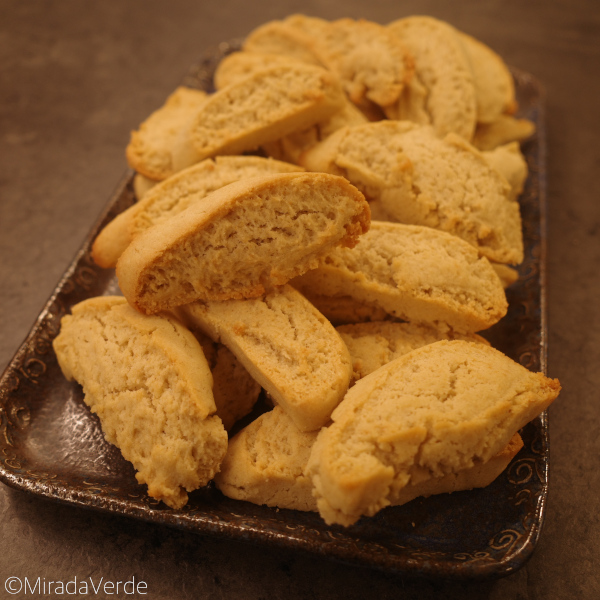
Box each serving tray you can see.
[0,41,547,580]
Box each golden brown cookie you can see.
[52,296,228,509]
[116,172,370,314]
[307,340,560,525]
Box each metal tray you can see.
[0,41,547,580]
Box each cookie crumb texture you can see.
[190,63,345,159]
[301,120,524,265]
[92,155,304,270]
[178,284,353,432]
[52,297,228,509]
[292,221,508,334]
[307,340,560,526]
[116,172,369,313]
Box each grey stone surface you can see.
[1,0,599,598]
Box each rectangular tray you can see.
[0,42,547,580]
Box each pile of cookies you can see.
[53,15,560,527]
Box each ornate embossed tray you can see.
[0,42,547,580]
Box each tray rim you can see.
[0,43,549,581]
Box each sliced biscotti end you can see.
[214,406,319,511]
[459,31,517,124]
[243,19,324,65]
[116,172,370,314]
[472,114,536,151]
[126,87,209,181]
[336,321,489,383]
[307,340,560,526]
[190,63,346,161]
[93,156,306,271]
[292,221,508,335]
[92,208,137,269]
[52,296,228,509]
[176,284,353,432]
[131,156,305,235]
[387,16,476,141]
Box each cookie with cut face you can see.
[92,155,304,269]
[116,172,370,314]
[215,405,524,514]
[387,16,477,140]
[307,340,560,526]
[189,63,346,161]
[301,120,524,265]
[126,87,209,181]
[292,221,508,335]
[52,296,228,509]
[176,284,353,433]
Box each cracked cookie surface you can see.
[116,172,370,313]
[52,296,228,509]
[176,284,353,432]
[306,340,561,526]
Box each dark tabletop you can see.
[1,1,599,598]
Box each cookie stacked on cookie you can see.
[52,14,559,525]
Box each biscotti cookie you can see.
[214,406,318,511]
[215,404,523,513]
[92,156,304,268]
[336,321,489,383]
[175,284,353,432]
[126,86,208,181]
[116,172,370,314]
[189,63,345,161]
[291,221,508,334]
[387,16,477,140]
[188,329,262,431]
[482,141,529,201]
[491,262,519,288]
[301,120,524,265]
[306,340,561,526]
[252,15,413,113]
[472,114,536,151]
[292,16,413,110]
[243,19,323,65]
[52,296,228,509]
[459,31,517,124]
